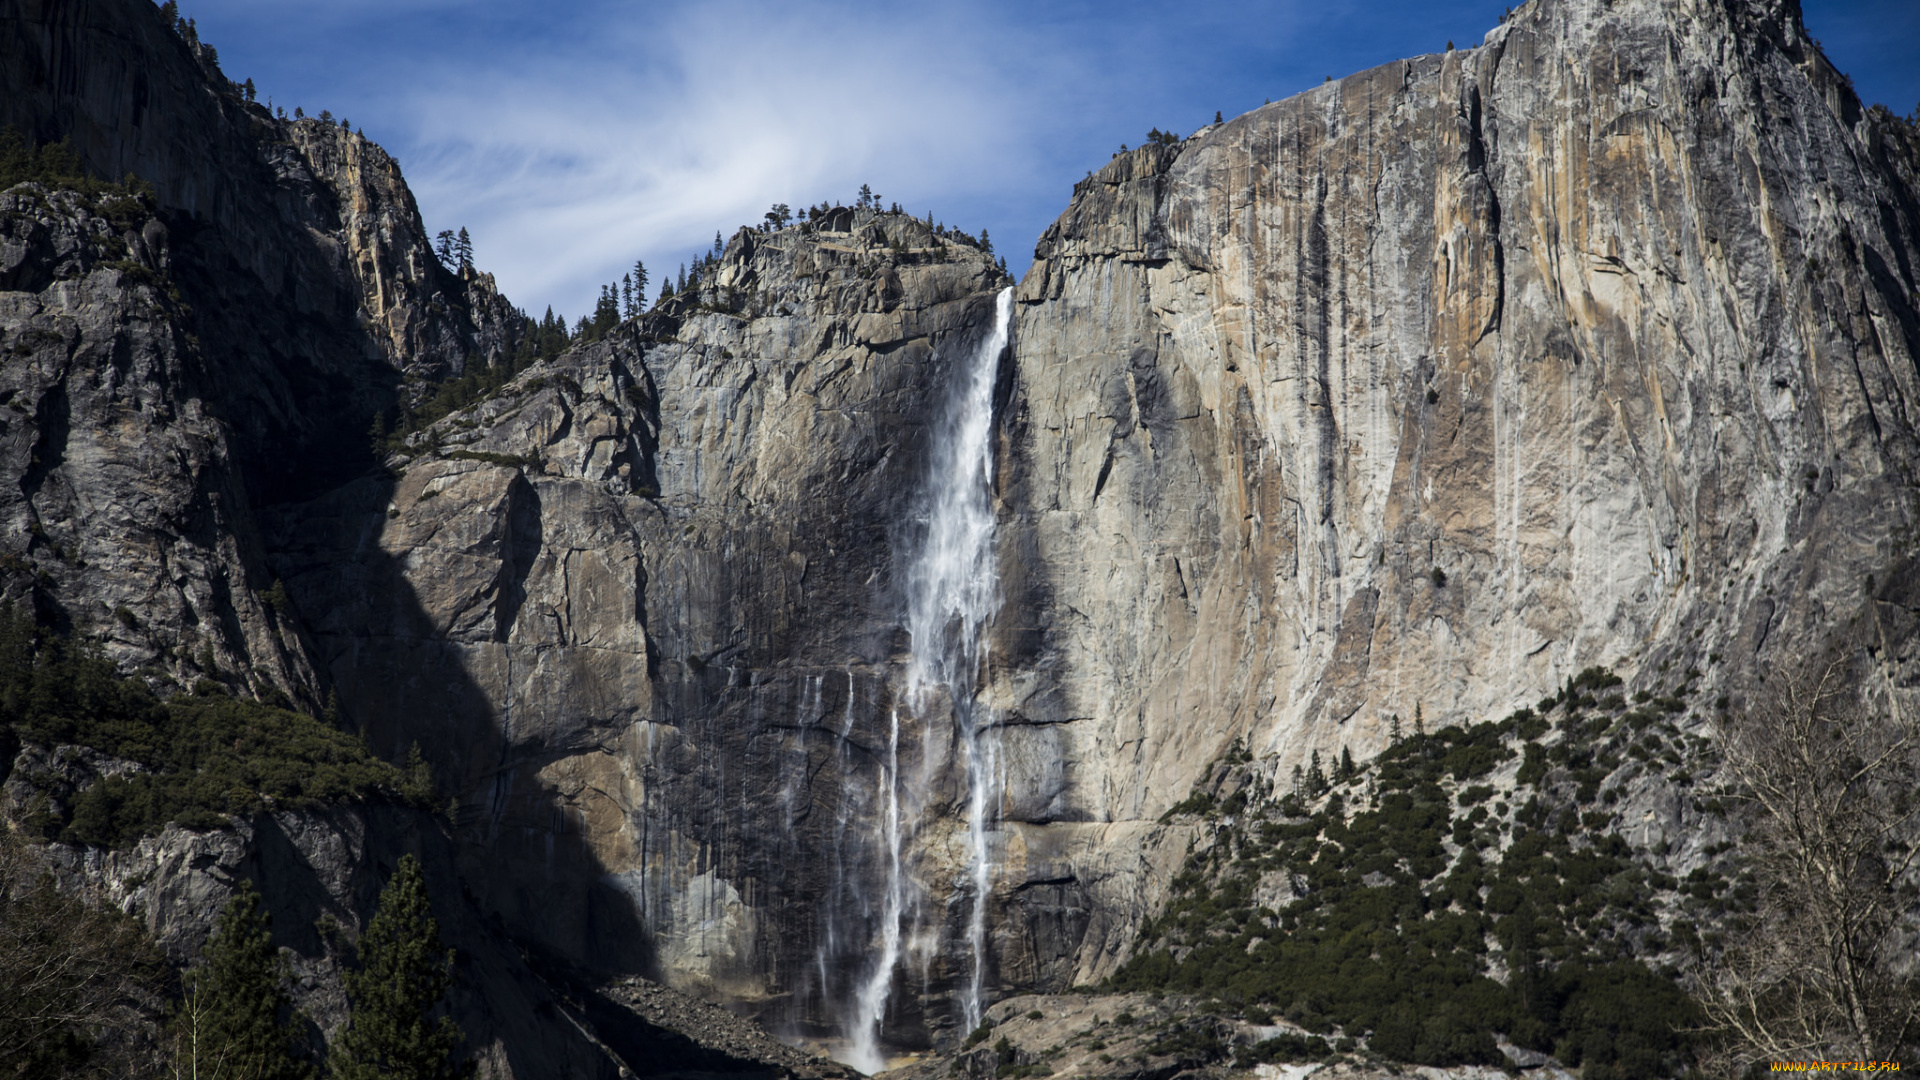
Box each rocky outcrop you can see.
[0,0,523,698]
[267,212,1011,1045]
[985,0,1920,989]
[38,802,850,1079]
[5,0,1920,1068]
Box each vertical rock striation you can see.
[991,0,1920,989]
[272,212,1012,1047]
[0,0,521,699]
[5,0,1919,1066]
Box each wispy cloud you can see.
[203,0,1920,320]
[381,0,1074,317]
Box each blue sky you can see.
[182,0,1920,323]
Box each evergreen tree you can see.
[330,856,472,1080]
[1306,749,1327,795]
[160,1,179,22]
[1339,745,1356,782]
[535,307,569,360]
[1414,703,1425,736]
[657,280,670,307]
[711,231,723,259]
[857,183,873,208]
[170,882,312,1080]
[243,78,257,102]
[980,228,992,255]
[631,260,648,306]
[433,230,455,270]
[620,274,635,319]
[1388,714,1403,745]
[586,284,619,339]
[453,228,473,272]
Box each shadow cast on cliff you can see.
[257,462,712,1079]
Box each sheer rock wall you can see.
[3,0,1918,1063]
[989,0,1920,986]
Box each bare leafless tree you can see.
[1693,639,1920,1074]
[0,826,164,1076]
[164,984,236,1080]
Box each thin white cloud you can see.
[394,0,1064,317]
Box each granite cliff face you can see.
[4,0,1920,1070]
[268,212,1013,1049]
[1,0,520,704]
[984,0,1920,990]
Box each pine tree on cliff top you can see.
[170,882,313,1080]
[330,856,472,1080]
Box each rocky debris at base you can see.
[604,977,857,1079]
[875,994,1577,1080]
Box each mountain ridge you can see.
[2,0,1917,1074]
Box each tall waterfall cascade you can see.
[843,287,1014,1071]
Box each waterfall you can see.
[846,286,1013,1068]
[845,706,905,1073]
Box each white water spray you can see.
[847,286,1014,1066]
[846,706,906,1073]
[906,287,1013,1035]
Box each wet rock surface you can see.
[264,216,1012,1042]
[2,0,1918,1071]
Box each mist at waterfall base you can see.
[824,287,1014,1073]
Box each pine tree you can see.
[621,274,635,319]
[160,1,179,22]
[170,883,312,1080]
[243,78,257,102]
[1306,749,1327,796]
[330,856,472,1080]
[433,230,455,270]
[979,228,992,255]
[1339,745,1356,781]
[632,260,648,306]
[1414,703,1425,737]
[453,228,473,272]
[1388,714,1403,745]
[857,183,873,208]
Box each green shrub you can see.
[0,610,425,847]
[1106,691,1700,1076]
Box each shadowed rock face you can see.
[4,0,1919,1069]
[0,0,520,700]
[268,216,1014,1045]
[990,0,1920,989]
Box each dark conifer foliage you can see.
[171,883,313,1080]
[0,609,428,847]
[331,856,473,1080]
